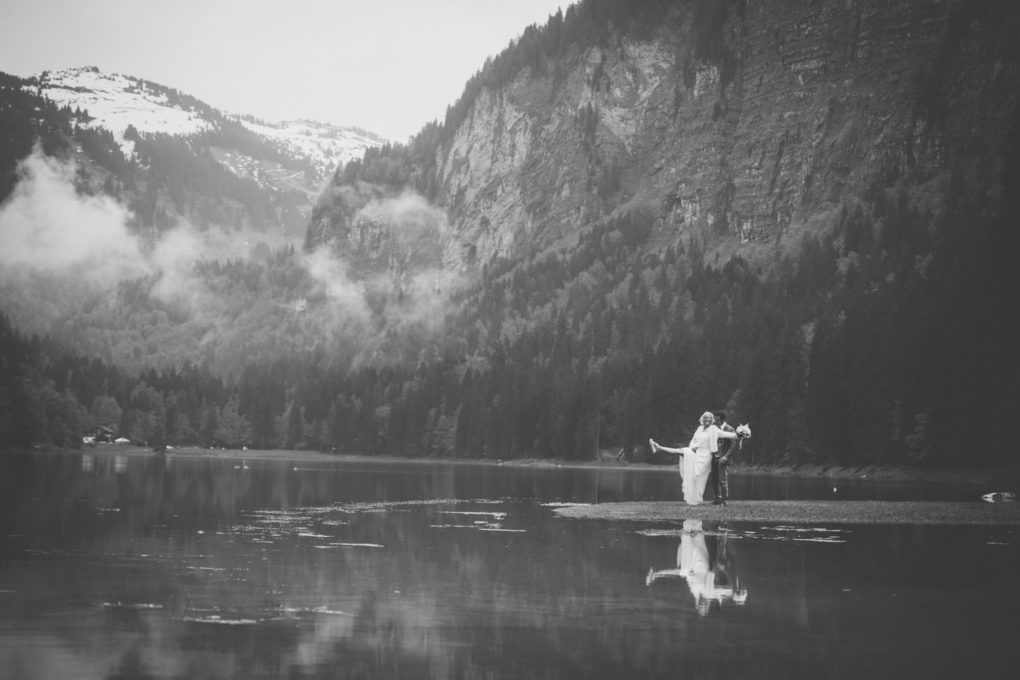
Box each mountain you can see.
[230,116,387,180]
[35,67,215,155]
[0,67,394,378]
[36,65,387,180]
[301,0,1020,466]
[310,0,1019,266]
[5,66,387,241]
[2,0,1019,470]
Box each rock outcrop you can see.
[308,0,1019,274]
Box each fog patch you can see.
[0,151,459,373]
[382,268,459,330]
[302,247,372,327]
[148,225,209,312]
[352,189,461,332]
[0,149,148,286]
[355,191,447,264]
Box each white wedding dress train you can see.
[679,447,713,505]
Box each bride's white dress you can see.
[679,426,717,505]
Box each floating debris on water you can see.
[635,528,686,537]
[436,510,509,519]
[231,499,514,545]
[182,615,258,625]
[279,606,351,616]
[638,525,847,543]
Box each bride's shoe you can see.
[648,438,658,453]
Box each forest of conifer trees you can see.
[3,156,1016,474]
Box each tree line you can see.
[3,159,1016,473]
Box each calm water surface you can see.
[0,451,1016,679]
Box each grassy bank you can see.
[551,499,1020,525]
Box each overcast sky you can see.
[0,0,569,140]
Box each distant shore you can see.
[22,444,1011,487]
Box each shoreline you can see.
[15,445,1009,487]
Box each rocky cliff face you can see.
[309,0,1019,273]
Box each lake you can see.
[1,450,1016,679]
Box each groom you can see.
[711,411,735,505]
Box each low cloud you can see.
[148,226,207,308]
[0,149,149,286]
[356,191,447,262]
[0,150,461,372]
[303,247,372,324]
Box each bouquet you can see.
[735,424,752,439]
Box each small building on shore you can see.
[87,425,116,443]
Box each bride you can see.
[650,412,743,505]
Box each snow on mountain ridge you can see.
[232,116,387,176]
[33,66,386,178]
[38,66,211,157]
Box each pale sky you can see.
[0,0,569,140]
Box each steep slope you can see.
[310,0,1018,266]
[298,0,1020,466]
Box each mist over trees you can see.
[4,160,1016,470]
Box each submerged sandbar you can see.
[552,500,1020,525]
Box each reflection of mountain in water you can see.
[3,453,1020,678]
[0,454,691,677]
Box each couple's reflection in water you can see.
[646,519,748,617]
